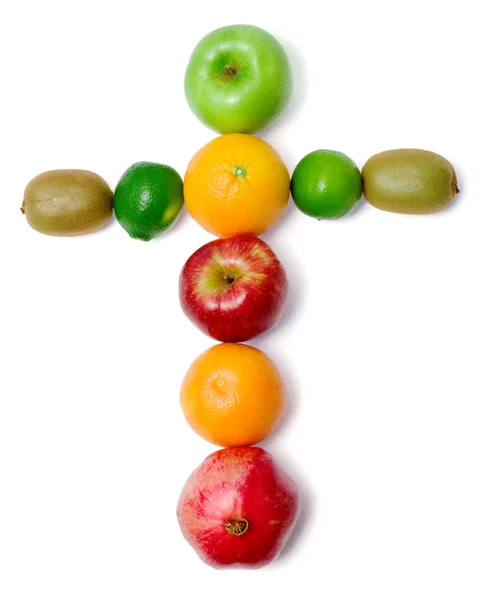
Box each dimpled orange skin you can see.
[180,343,286,447]
[184,134,291,237]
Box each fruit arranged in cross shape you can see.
[177,446,299,569]
[180,342,285,448]
[20,20,464,573]
[184,24,292,134]
[184,133,290,237]
[114,162,184,241]
[179,234,288,343]
[291,150,363,219]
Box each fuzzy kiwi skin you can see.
[362,149,459,215]
[22,169,113,236]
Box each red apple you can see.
[177,446,300,569]
[179,234,288,342]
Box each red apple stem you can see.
[225,518,249,536]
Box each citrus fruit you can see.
[114,162,184,241]
[180,343,285,447]
[184,134,290,237]
[291,150,363,219]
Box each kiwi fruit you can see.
[22,169,113,236]
[362,149,459,214]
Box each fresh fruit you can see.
[114,162,184,241]
[184,134,290,237]
[180,343,285,447]
[184,24,292,134]
[362,149,459,214]
[22,169,113,236]
[179,234,288,343]
[291,150,363,219]
[177,446,299,569]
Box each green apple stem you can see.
[224,64,237,77]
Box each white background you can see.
[1,1,481,598]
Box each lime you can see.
[291,150,362,219]
[114,162,184,241]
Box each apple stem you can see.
[224,64,237,77]
[225,518,249,536]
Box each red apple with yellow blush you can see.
[179,234,288,342]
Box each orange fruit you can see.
[180,343,285,447]
[184,134,290,237]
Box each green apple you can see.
[184,24,292,134]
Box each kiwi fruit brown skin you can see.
[22,169,113,236]
[362,149,459,215]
